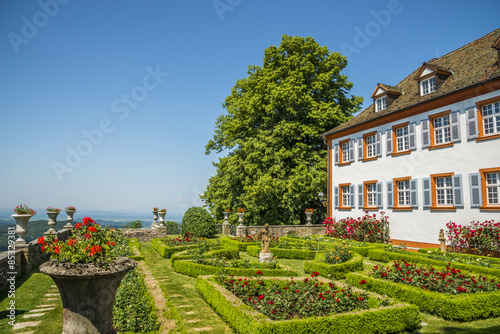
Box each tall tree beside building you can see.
[202,35,362,225]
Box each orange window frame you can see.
[338,139,351,166]
[476,97,500,141]
[480,167,500,211]
[393,176,412,211]
[430,172,456,211]
[362,131,378,162]
[338,183,352,210]
[392,121,410,156]
[428,110,454,150]
[363,180,378,210]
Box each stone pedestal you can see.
[236,225,247,238]
[259,252,273,263]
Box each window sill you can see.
[363,206,379,211]
[391,150,411,157]
[480,206,500,211]
[428,142,454,150]
[338,208,352,211]
[392,207,413,211]
[362,157,378,162]
[476,133,500,142]
[338,161,352,167]
[430,206,457,211]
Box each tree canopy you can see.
[202,35,362,226]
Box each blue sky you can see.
[1,0,499,216]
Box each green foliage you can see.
[163,220,181,234]
[181,206,216,238]
[246,245,317,259]
[113,268,161,333]
[220,236,260,251]
[173,259,298,278]
[202,35,362,226]
[197,275,421,334]
[123,220,143,228]
[303,252,364,279]
[323,241,353,264]
[347,272,500,321]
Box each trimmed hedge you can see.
[196,275,421,334]
[128,238,144,261]
[173,260,298,278]
[368,249,500,277]
[170,247,240,266]
[303,252,364,279]
[152,238,201,258]
[247,245,317,260]
[346,272,500,321]
[417,248,500,265]
[282,236,384,257]
[220,237,260,251]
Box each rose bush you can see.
[322,211,390,244]
[446,220,500,255]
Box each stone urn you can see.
[12,214,34,246]
[305,212,313,225]
[158,211,166,225]
[236,212,245,227]
[40,257,136,334]
[222,212,230,235]
[64,209,76,230]
[45,211,60,236]
[151,210,159,229]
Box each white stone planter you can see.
[237,212,245,227]
[151,210,159,229]
[45,211,60,236]
[305,212,313,225]
[12,214,34,245]
[64,209,76,230]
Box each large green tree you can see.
[202,35,362,226]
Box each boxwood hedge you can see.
[151,238,201,258]
[173,260,298,278]
[220,237,260,251]
[170,247,240,266]
[196,275,421,334]
[346,272,500,321]
[303,252,364,279]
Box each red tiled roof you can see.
[323,28,500,137]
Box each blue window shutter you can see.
[334,144,339,165]
[334,186,339,209]
[375,131,382,157]
[387,181,393,208]
[386,129,393,155]
[410,179,418,208]
[450,110,461,143]
[469,173,482,208]
[357,138,363,161]
[350,185,355,208]
[466,107,478,139]
[376,182,383,208]
[421,119,430,148]
[452,174,463,207]
[358,184,364,209]
[349,139,355,162]
[409,122,417,150]
[422,177,432,208]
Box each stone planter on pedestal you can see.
[40,257,136,334]
[158,211,166,227]
[151,210,159,229]
[45,211,60,236]
[236,212,245,227]
[12,214,34,246]
[222,212,230,235]
[305,212,313,226]
[64,209,76,230]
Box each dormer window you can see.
[375,96,387,112]
[420,76,436,96]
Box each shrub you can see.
[446,220,500,256]
[113,268,161,333]
[322,211,390,244]
[181,206,216,238]
[163,220,181,234]
[123,220,143,228]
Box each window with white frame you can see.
[342,185,351,207]
[435,176,453,205]
[366,183,377,207]
[375,96,387,112]
[395,126,409,152]
[397,180,410,206]
[420,77,436,96]
[433,115,451,144]
[486,172,500,205]
[482,102,500,135]
[365,134,376,158]
[341,141,350,162]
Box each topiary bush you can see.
[163,220,181,235]
[181,206,215,238]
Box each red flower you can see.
[256,270,263,275]
[37,237,45,244]
[87,226,97,233]
[258,294,265,300]
[359,280,367,285]
[359,297,364,301]
[75,223,82,229]
[83,233,92,239]
[67,239,77,246]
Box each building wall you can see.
[329,90,500,244]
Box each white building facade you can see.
[322,29,500,245]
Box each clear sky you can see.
[1,0,499,216]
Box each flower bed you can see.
[173,259,297,278]
[284,235,384,256]
[368,248,500,277]
[446,220,500,256]
[196,274,421,334]
[170,246,240,266]
[303,252,364,279]
[323,212,390,244]
[346,262,500,321]
[246,245,316,260]
[417,248,500,266]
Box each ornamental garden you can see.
[2,205,500,333]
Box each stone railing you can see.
[119,228,167,241]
